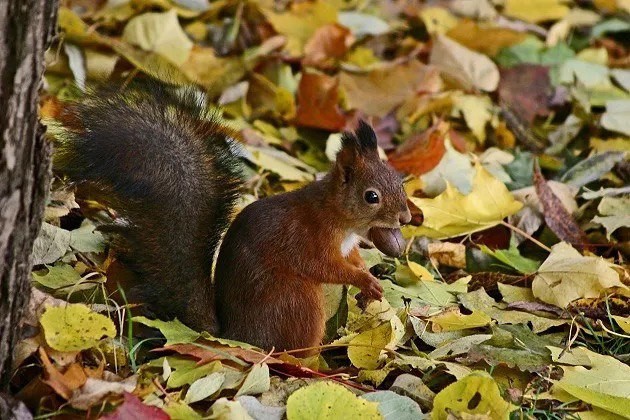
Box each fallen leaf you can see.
[503,0,569,23]
[132,316,200,345]
[40,348,88,400]
[185,373,225,403]
[427,242,467,268]
[498,65,551,124]
[70,375,138,410]
[592,195,630,239]
[102,392,169,420]
[554,348,630,417]
[236,363,271,397]
[532,242,626,308]
[560,151,626,188]
[32,264,82,289]
[348,322,393,369]
[430,308,491,332]
[447,20,526,57]
[361,390,425,420]
[452,93,494,143]
[287,381,381,419]
[338,12,389,37]
[264,1,337,56]
[122,10,192,66]
[420,7,459,35]
[430,35,500,92]
[32,223,71,265]
[388,121,448,176]
[404,164,523,239]
[340,60,442,117]
[420,138,475,196]
[294,72,346,131]
[431,371,516,419]
[601,99,630,136]
[303,23,353,69]
[460,288,566,333]
[479,239,541,274]
[533,163,588,247]
[40,304,116,352]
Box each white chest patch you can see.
[340,233,361,257]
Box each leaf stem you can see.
[500,220,551,252]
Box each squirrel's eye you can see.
[364,190,380,204]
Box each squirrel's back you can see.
[54,82,242,331]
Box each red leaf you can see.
[388,121,448,175]
[294,73,347,131]
[101,392,169,420]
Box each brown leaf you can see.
[428,242,466,268]
[499,65,552,124]
[388,120,448,175]
[294,72,347,131]
[303,23,353,69]
[39,348,87,400]
[533,163,589,249]
[340,60,442,117]
[160,343,284,366]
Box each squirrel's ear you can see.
[355,120,378,153]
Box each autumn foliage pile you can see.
[14,0,630,418]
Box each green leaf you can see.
[479,239,541,274]
[235,363,270,397]
[69,221,105,253]
[185,372,225,404]
[560,151,626,187]
[431,371,517,420]
[40,304,116,351]
[592,195,630,239]
[32,263,81,289]
[362,391,425,420]
[32,223,71,265]
[132,316,200,345]
[163,401,203,420]
[554,348,630,418]
[601,99,630,136]
[286,381,381,420]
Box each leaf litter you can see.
[20,0,630,418]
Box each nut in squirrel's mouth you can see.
[365,226,405,258]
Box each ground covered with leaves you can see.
[14,0,630,418]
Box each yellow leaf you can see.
[419,7,459,34]
[40,304,116,352]
[430,309,491,332]
[432,371,517,419]
[612,315,630,334]
[348,322,393,369]
[532,242,627,308]
[408,261,435,281]
[452,94,494,143]
[264,1,337,56]
[503,0,570,23]
[403,164,523,239]
[287,381,381,419]
[122,10,193,67]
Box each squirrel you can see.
[54,82,412,353]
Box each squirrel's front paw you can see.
[357,273,383,301]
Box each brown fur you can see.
[215,122,410,352]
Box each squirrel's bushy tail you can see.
[54,82,242,332]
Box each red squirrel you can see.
[54,82,412,352]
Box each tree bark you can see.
[0,0,58,412]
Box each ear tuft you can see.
[341,120,378,154]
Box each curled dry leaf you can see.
[303,23,353,69]
[533,162,589,249]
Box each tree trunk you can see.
[0,0,58,414]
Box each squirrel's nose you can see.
[399,207,412,225]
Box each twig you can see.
[500,220,551,252]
